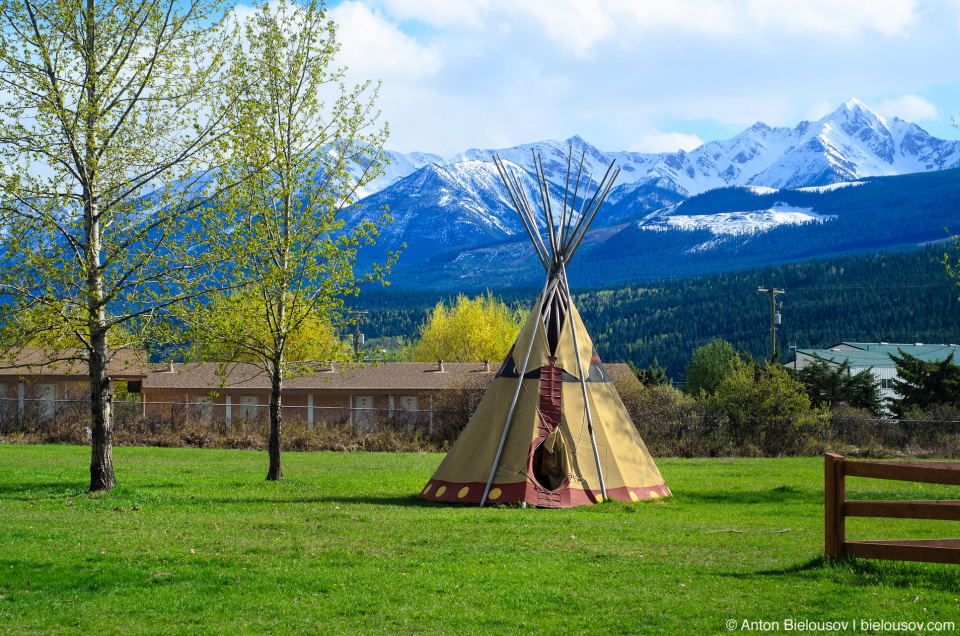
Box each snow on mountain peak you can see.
[354,99,960,227]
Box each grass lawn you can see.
[1,446,959,635]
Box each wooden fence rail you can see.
[825,453,960,564]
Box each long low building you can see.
[1,348,637,429]
[0,348,146,421]
[792,342,960,403]
[142,360,494,426]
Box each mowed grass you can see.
[1,447,960,635]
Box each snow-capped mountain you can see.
[381,168,960,289]
[364,99,960,201]
[353,150,443,199]
[347,99,960,275]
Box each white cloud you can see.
[365,0,920,60]
[511,0,616,58]
[804,101,836,122]
[876,94,939,120]
[629,130,704,153]
[329,2,443,81]
[742,0,919,37]
[376,0,488,28]
[317,0,959,155]
[671,96,795,128]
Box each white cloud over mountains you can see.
[629,130,705,154]
[253,0,960,155]
[876,95,939,121]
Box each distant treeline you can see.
[356,245,960,380]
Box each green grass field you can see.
[1,446,959,635]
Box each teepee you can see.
[419,149,670,508]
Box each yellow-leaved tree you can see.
[408,293,525,363]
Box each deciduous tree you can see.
[0,0,237,491]
[180,0,395,482]
[407,293,524,363]
[683,338,736,396]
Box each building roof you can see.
[145,361,494,392]
[144,361,638,393]
[796,342,960,368]
[0,347,146,379]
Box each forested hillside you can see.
[356,245,960,380]
[383,168,960,290]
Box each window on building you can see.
[39,383,57,418]
[237,396,259,420]
[881,379,893,390]
[399,395,418,411]
[354,395,373,431]
[193,396,213,423]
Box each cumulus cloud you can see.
[629,130,705,153]
[377,0,488,29]
[370,0,920,53]
[319,0,957,155]
[804,101,837,122]
[875,94,939,121]
[329,1,443,81]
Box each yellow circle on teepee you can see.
[488,488,502,500]
[649,491,660,499]
[457,487,469,498]
[595,494,604,503]
[422,483,433,495]
[435,486,446,497]
[629,492,640,502]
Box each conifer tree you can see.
[888,349,960,417]
[793,354,883,416]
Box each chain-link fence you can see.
[3,394,960,457]
[0,396,469,451]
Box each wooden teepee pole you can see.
[561,264,607,501]
[480,275,554,507]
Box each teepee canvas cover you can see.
[419,150,670,508]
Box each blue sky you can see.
[306,0,960,156]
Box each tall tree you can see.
[628,358,670,386]
[793,354,884,416]
[683,338,737,396]
[407,292,524,363]
[181,0,395,482]
[0,0,237,491]
[888,348,960,417]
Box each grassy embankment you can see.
[1,446,959,634]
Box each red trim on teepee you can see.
[538,357,562,429]
[417,479,672,507]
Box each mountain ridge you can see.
[348,99,960,277]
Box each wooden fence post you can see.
[825,453,846,558]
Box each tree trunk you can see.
[88,331,114,491]
[266,362,283,481]
[84,0,114,492]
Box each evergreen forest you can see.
[356,245,960,381]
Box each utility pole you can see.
[352,310,368,356]
[757,287,785,361]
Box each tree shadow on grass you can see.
[724,554,960,594]
[678,485,821,506]
[0,481,87,500]
[320,494,449,508]
[184,494,440,507]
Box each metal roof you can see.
[795,342,960,368]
